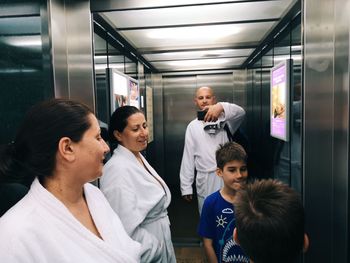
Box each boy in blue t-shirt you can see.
[198,142,249,263]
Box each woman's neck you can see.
[43,175,84,205]
[133,151,143,165]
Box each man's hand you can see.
[203,103,224,122]
[182,194,193,202]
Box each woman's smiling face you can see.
[115,112,148,154]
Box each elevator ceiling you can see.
[93,0,299,74]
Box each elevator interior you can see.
[0,0,302,243]
[3,0,350,262]
[90,0,302,244]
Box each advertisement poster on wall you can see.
[129,79,140,109]
[108,68,139,114]
[108,68,128,114]
[270,59,292,141]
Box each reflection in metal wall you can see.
[233,70,248,120]
[147,73,164,177]
[304,0,349,261]
[0,3,53,144]
[163,76,196,186]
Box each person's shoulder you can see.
[187,118,199,128]
[0,195,38,237]
[103,150,131,174]
[203,190,221,205]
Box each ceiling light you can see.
[2,36,42,47]
[147,25,240,40]
[168,58,230,67]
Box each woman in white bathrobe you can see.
[100,106,176,263]
[0,99,141,263]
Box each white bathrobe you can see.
[180,102,245,213]
[0,178,141,263]
[100,145,176,263]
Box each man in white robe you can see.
[0,178,141,263]
[180,86,245,214]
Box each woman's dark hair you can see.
[108,106,142,152]
[0,99,92,186]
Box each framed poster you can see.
[270,59,293,141]
[108,68,128,114]
[108,68,139,114]
[129,78,140,109]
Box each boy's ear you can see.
[216,167,223,177]
[233,228,240,245]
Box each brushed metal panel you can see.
[333,0,349,261]
[44,0,95,110]
[233,70,248,126]
[163,76,197,186]
[304,0,334,261]
[65,0,95,110]
[45,0,69,98]
[146,73,165,177]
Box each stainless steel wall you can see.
[42,0,95,110]
[162,75,196,186]
[232,69,248,121]
[304,0,349,261]
[146,73,165,177]
[0,2,53,144]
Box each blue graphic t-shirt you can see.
[198,190,249,263]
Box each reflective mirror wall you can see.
[0,3,53,144]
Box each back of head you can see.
[0,99,92,186]
[216,141,247,169]
[234,179,304,263]
[108,105,142,152]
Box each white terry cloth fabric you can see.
[0,178,141,263]
[100,145,176,263]
[180,102,245,213]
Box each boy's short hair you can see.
[234,179,304,263]
[215,141,247,169]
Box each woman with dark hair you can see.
[100,106,176,263]
[0,99,141,263]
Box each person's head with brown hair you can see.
[234,179,309,263]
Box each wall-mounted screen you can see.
[108,68,139,114]
[270,59,293,141]
[129,78,139,108]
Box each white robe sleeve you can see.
[179,123,196,196]
[220,102,245,134]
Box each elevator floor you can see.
[167,184,201,242]
[174,246,207,263]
